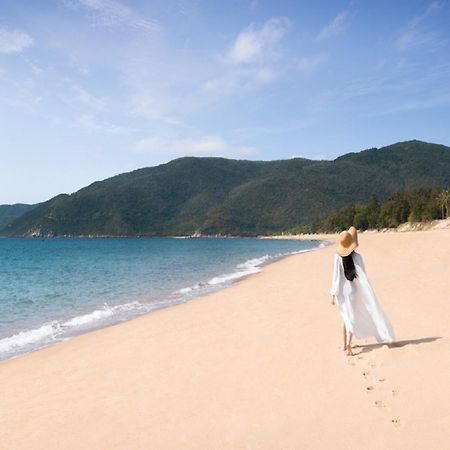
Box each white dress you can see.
[330,252,395,343]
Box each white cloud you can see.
[129,91,187,126]
[203,73,240,93]
[254,66,277,83]
[378,92,450,115]
[133,135,258,160]
[204,66,278,94]
[28,61,45,76]
[411,1,443,27]
[75,114,133,134]
[0,27,33,54]
[396,29,438,51]
[0,92,42,112]
[76,0,158,32]
[297,54,327,74]
[135,135,225,155]
[65,86,106,110]
[396,2,444,51]
[425,1,442,14]
[203,18,288,97]
[233,120,313,137]
[67,55,90,76]
[226,17,289,64]
[318,11,349,40]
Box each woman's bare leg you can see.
[346,331,354,356]
[343,325,347,351]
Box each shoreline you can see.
[259,233,338,242]
[1,228,449,449]
[0,238,328,363]
[2,217,449,240]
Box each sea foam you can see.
[0,322,62,354]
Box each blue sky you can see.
[1,0,449,204]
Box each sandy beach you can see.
[1,229,450,449]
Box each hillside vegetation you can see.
[0,204,37,230]
[289,187,450,234]
[2,140,450,237]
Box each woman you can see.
[330,226,395,356]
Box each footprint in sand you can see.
[375,400,386,408]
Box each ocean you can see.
[0,237,323,361]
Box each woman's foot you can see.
[346,345,354,356]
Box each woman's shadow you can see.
[354,336,441,354]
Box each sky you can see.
[0,0,449,204]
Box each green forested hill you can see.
[2,140,450,236]
[0,203,37,230]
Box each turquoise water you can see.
[0,237,322,360]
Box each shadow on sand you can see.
[354,336,442,354]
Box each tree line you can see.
[290,187,450,234]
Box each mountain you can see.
[0,203,38,230]
[2,140,450,237]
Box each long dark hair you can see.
[342,251,357,281]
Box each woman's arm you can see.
[355,252,366,272]
[330,254,340,302]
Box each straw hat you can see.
[348,226,358,246]
[337,227,358,257]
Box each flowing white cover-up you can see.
[330,252,395,343]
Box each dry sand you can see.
[1,229,450,449]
